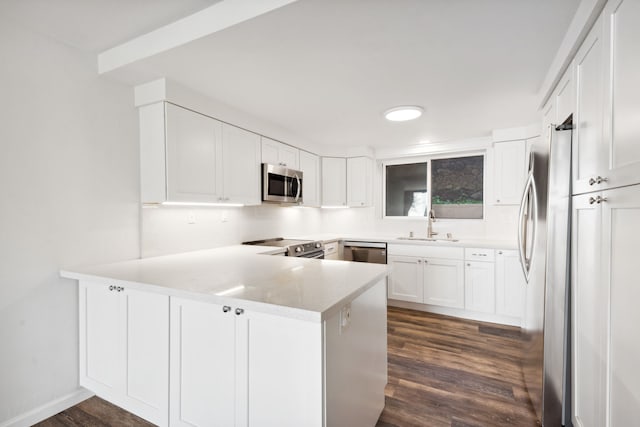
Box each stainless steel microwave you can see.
[262,163,303,204]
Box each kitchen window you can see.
[383,154,484,219]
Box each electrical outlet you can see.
[187,212,196,224]
[340,303,351,334]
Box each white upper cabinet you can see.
[165,103,223,203]
[601,0,640,191]
[322,157,347,207]
[299,150,320,207]
[573,2,640,195]
[140,102,261,205]
[493,140,526,205]
[347,157,373,207]
[222,124,261,205]
[573,16,606,196]
[554,64,575,126]
[261,137,299,169]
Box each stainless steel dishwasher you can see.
[342,241,387,264]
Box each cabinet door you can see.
[572,193,605,427]
[387,255,423,303]
[493,140,526,205]
[170,298,236,427]
[261,137,299,169]
[347,157,372,207]
[321,157,347,206]
[464,261,495,313]
[222,124,261,205]
[299,150,320,207]
[123,289,169,426]
[423,258,464,309]
[495,250,525,319]
[601,184,640,426]
[602,0,640,191]
[573,16,606,195]
[555,64,575,125]
[166,103,223,203]
[242,310,322,427]
[80,282,122,395]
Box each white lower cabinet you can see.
[494,250,526,320]
[388,244,522,326]
[79,281,169,427]
[387,255,423,303]
[464,261,495,313]
[572,184,640,427]
[424,258,464,309]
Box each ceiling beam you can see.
[98,0,298,74]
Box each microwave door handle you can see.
[294,174,301,201]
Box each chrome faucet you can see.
[427,209,438,238]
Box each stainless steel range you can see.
[243,237,324,259]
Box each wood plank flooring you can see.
[376,307,539,427]
[37,307,539,427]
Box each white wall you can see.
[0,19,139,424]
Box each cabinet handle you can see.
[596,196,607,204]
[117,286,124,292]
[596,176,608,184]
[417,259,422,264]
[496,199,500,203]
[222,306,231,313]
[498,251,503,255]
[467,263,471,267]
[589,177,596,186]
[109,285,115,291]
[589,197,597,205]
[235,308,245,316]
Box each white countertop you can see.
[290,233,518,250]
[61,245,388,322]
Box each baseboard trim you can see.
[0,388,94,427]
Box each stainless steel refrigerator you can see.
[518,118,573,426]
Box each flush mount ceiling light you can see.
[384,106,424,122]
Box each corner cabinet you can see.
[79,281,169,427]
[321,157,347,207]
[140,102,261,205]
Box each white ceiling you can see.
[3,0,581,148]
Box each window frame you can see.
[381,151,486,221]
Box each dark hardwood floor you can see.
[37,307,539,427]
[376,307,539,427]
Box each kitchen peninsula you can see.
[61,245,388,427]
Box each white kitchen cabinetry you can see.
[170,280,386,427]
[572,185,640,427]
[495,250,526,320]
[140,102,261,205]
[464,260,495,314]
[323,240,339,260]
[222,124,261,205]
[322,157,347,207]
[261,137,299,169]
[170,297,322,427]
[387,255,423,303]
[79,282,169,426]
[573,3,640,196]
[424,258,465,309]
[299,150,320,207]
[493,140,526,205]
[347,157,373,207]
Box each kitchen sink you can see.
[397,237,459,242]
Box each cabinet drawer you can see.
[388,244,463,260]
[465,248,495,262]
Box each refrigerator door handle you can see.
[518,172,536,282]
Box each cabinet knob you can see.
[498,251,503,255]
[222,306,231,313]
[496,199,500,203]
[109,285,115,291]
[467,263,471,267]
[596,176,608,184]
[596,196,607,204]
[589,177,596,186]
[589,197,597,205]
[235,308,245,316]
